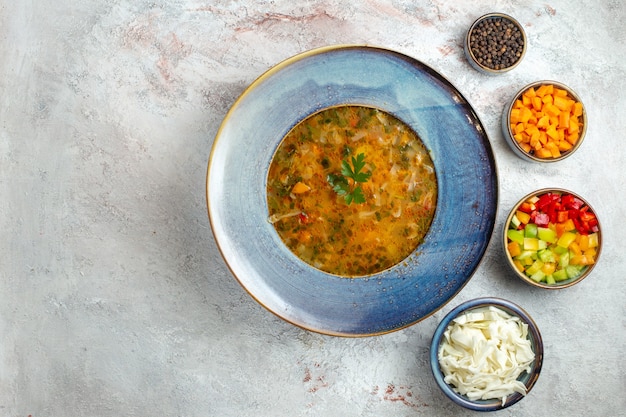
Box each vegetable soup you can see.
[267,105,437,276]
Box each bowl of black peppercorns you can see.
[465,13,526,74]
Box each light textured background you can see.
[1,1,625,416]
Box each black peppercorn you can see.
[468,15,525,71]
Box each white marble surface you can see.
[1,1,625,416]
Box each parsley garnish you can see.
[327,153,372,205]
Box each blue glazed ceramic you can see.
[430,297,544,411]
[207,45,498,336]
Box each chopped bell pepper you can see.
[507,191,600,285]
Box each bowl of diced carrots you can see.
[502,81,587,162]
[503,188,602,289]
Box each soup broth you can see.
[267,106,437,276]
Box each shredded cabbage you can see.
[438,306,535,406]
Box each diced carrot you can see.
[510,109,521,124]
[291,181,311,194]
[546,125,559,140]
[509,84,583,159]
[545,103,560,117]
[554,88,569,97]
[568,119,579,134]
[525,124,539,136]
[535,148,552,159]
[536,84,552,97]
[573,101,583,117]
[531,130,541,145]
[545,141,561,158]
[524,87,537,98]
[520,107,533,123]
[549,116,559,127]
[559,111,570,129]
[566,131,579,145]
[530,134,540,148]
[537,115,550,128]
[558,140,573,151]
[554,95,571,112]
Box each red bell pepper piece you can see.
[562,193,584,210]
[535,193,559,210]
[572,217,588,234]
[561,193,575,209]
[575,199,584,210]
[534,212,550,226]
[518,202,534,214]
[579,210,596,222]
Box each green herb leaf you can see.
[340,159,354,179]
[341,153,371,183]
[327,174,349,196]
[350,186,366,204]
[327,153,372,205]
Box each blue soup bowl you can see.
[207,45,498,336]
[430,297,544,411]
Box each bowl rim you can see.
[503,80,588,162]
[503,187,602,289]
[464,12,527,74]
[430,297,544,411]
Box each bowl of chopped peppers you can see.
[503,188,602,289]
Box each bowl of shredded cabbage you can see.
[430,297,543,411]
